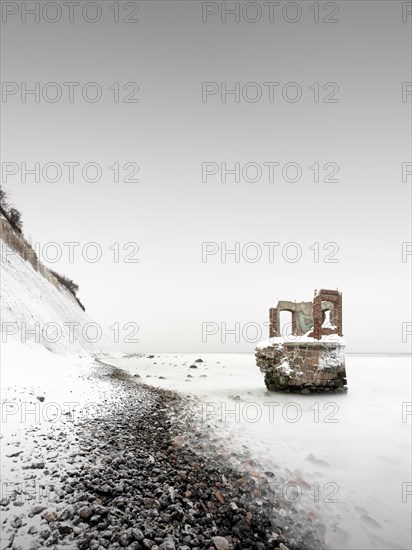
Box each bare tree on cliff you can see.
[7,208,23,233]
[0,186,9,217]
[50,270,80,296]
[0,186,23,233]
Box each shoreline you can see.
[1,358,324,550]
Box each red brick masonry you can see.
[257,290,347,393]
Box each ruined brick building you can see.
[256,289,347,393]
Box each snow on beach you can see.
[0,236,119,548]
[104,353,412,550]
[0,339,116,548]
[2,341,310,550]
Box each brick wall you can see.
[256,341,347,393]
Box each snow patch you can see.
[276,358,292,375]
[0,238,114,357]
[256,332,345,349]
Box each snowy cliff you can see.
[0,217,113,357]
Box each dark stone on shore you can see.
[4,362,324,550]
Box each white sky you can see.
[1,1,411,352]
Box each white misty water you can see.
[106,353,412,550]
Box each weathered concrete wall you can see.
[270,301,314,337]
[256,341,347,393]
[0,217,80,308]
